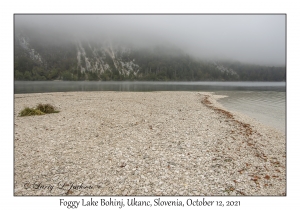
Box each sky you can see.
[15,14,286,66]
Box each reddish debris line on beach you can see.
[201,94,285,195]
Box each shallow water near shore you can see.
[216,91,285,134]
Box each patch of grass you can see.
[36,103,59,114]
[19,107,45,116]
[19,103,59,117]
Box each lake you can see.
[217,91,285,134]
[14,81,285,93]
[14,81,286,134]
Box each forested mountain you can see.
[14,29,286,81]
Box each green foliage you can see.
[23,71,32,80]
[14,56,36,73]
[77,70,86,81]
[14,33,286,82]
[62,71,73,81]
[36,103,59,114]
[81,55,86,67]
[101,70,112,81]
[31,66,47,80]
[130,48,286,81]
[19,107,45,116]
[48,68,59,80]
[15,70,24,80]
[19,103,59,117]
[218,61,286,81]
[105,52,117,71]
[127,71,136,81]
[88,72,99,81]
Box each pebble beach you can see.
[14,91,286,196]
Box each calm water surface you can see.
[14,81,286,134]
[14,81,285,93]
[216,91,285,134]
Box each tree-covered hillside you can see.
[14,31,286,81]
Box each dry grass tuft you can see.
[19,103,59,117]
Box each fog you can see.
[15,14,286,66]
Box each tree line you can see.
[14,40,286,81]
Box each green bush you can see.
[19,103,59,117]
[36,103,59,114]
[62,71,73,81]
[19,107,45,116]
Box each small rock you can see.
[122,189,128,195]
[52,176,59,181]
[168,162,176,166]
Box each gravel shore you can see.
[14,91,286,196]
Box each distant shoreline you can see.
[14,91,286,196]
[14,80,287,82]
[14,81,286,94]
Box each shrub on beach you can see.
[19,107,45,116]
[36,103,59,114]
[19,103,59,117]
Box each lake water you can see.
[216,91,286,134]
[14,81,286,134]
[14,81,285,93]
